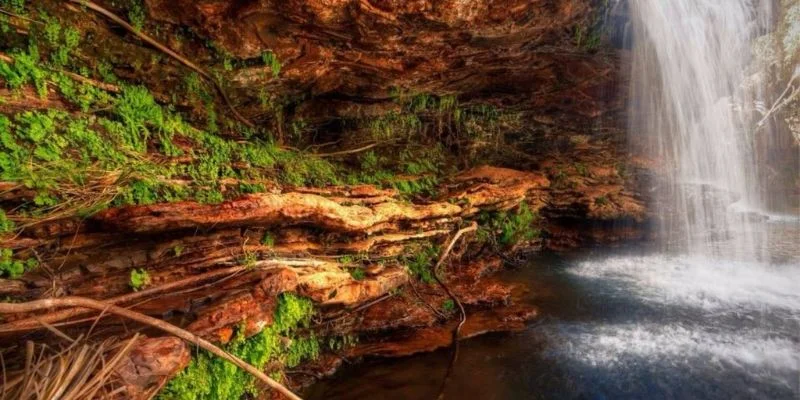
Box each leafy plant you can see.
[0,210,14,234]
[442,299,455,313]
[261,51,281,77]
[261,232,274,247]
[127,0,146,31]
[349,267,365,281]
[0,248,36,279]
[129,268,150,291]
[239,251,258,269]
[478,203,540,247]
[404,243,439,284]
[159,293,317,400]
[574,162,589,177]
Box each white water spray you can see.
[628,0,773,258]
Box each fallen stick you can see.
[0,296,304,400]
[65,0,255,128]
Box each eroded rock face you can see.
[115,336,191,398]
[145,0,592,96]
[139,0,617,131]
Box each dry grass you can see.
[1,334,139,400]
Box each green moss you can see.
[159,293,317,400]
[0,210,14,234]
[478,203,540,247]
[0,0,25,14]
[41,16,80,67]
[442,299,455,313]
[0,42,47,96]
[0,248,37,279]
[127,0,146,31]
[129,268,150,291]
[594,195,609,206]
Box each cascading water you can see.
[628,0,773,259]
[308,2,800,399]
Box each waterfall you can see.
[628,0,773,259]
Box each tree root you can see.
[431,222,477,399]
[0,296,303,400]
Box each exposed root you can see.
[432,222,478,399]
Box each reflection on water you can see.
[306,219,800,400]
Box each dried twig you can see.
[65,0,255,128]
[1,334,139,400]
[314,142,381,158]
[0,296,303,400]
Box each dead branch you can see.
[315,142,381,157]
[0,296,304,400]
[65,0,255,128]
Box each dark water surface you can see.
[306,219,800,400]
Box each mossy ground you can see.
[158,293,319,400]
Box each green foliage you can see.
[261,51,281,78]
[0,43,47,97]
[127,0,146,31]
[159,293,317,400]
[574,162,589,177]
[260,232,274,247]
[0,210,14,234]
[239,251,257,269]
[442,299,455,313]
[115,85,163,152]
[41,16,80,67]
[404,243,439,284]
[129,268,150,291]
[0,248,37,279]
[479,203,540,247]
[349,267,365,281]
[594,195,609,206]
[326,335,358,351]
[0,0,25,14]
[173,245,184,257]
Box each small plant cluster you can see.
[344,148,444,197]
[159,293,319,400]
[129,268,150,291]
[478,203,541,248]
[0,248,37,279]
[326,334,358,351]
[0,40,342,222]
[0,0,26,34]
[0,210,14,234]
[402,243,440,284]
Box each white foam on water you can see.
[549,323,800,387]
[571,255,800,312]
